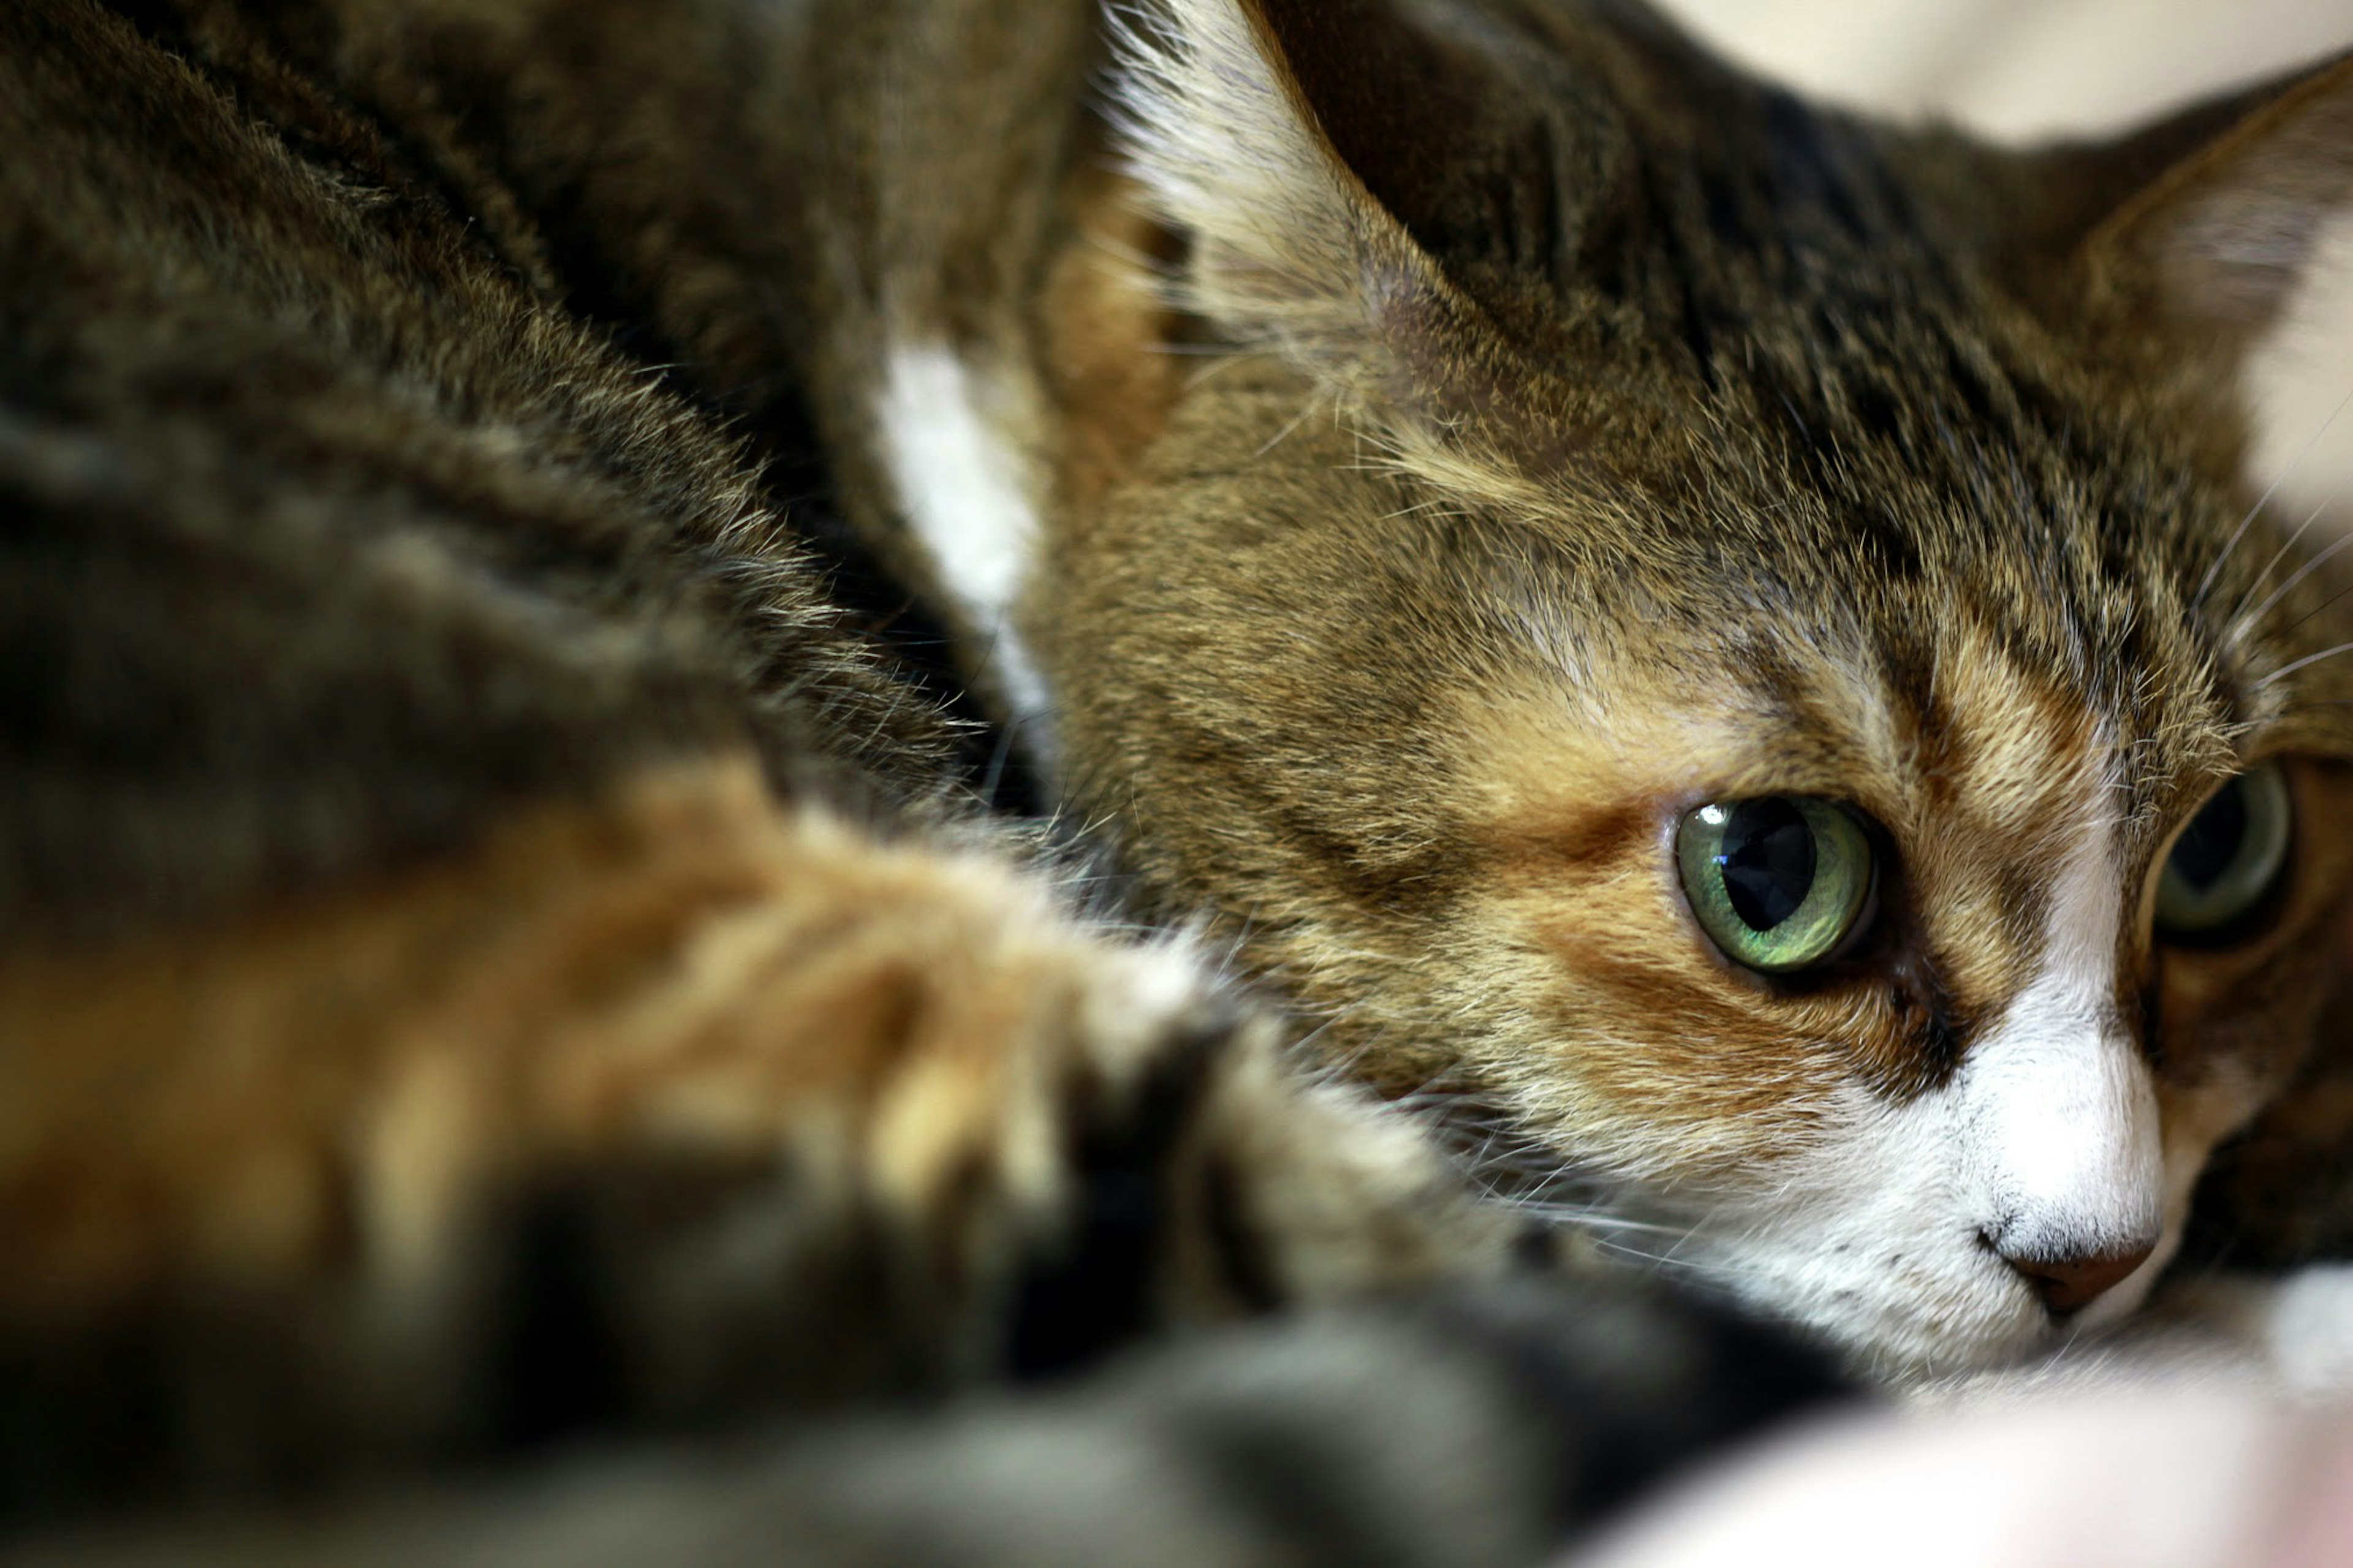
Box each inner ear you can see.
[2009,51,2353,344]
[1039,162,1186,510]
[1243,0,1554,268]
[1112,0,1631,469]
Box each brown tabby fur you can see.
[7,0,2353,1553]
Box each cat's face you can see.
[1026,0,2353,1371]
[1048,361,2353,1372]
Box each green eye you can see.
[2154,762,2292,941]
[1676,797,1876,974]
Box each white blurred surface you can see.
[1663,0,2353,134]
[1569,1390,2353,1568]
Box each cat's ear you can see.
[1110,0,1596,463]
[2018,52,2353,346]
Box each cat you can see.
[4,0,2352,1558]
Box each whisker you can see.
[2257,637,2353,690]
[2235,505,2353,631]
[2232,493,2338,627]
[1251,393,1317,459]
[1591,1237,1748,1282]
[2277,553,2353,640]
[1501,1205,1692,1239]
[2196,381,2353,612]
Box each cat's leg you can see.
[0,756,1578,1517]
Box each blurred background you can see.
[1663,0,2353,524]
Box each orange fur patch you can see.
[1042,164,1183,514]
[0,758,1124,1319]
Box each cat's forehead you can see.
[1646,554,2229,826]
[1498,301,2280,803]
[1485,510,2241,847]
[1755,597,2194,830]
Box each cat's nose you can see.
[1989,1235,2158,1316]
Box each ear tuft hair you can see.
[1107,1,1455,381]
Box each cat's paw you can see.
[0,1278,1846,1568]
[0,759,1513,1517]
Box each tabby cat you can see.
[2,0,2350,1559]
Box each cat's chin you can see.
[1812,1292,2097,1382]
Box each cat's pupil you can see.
[2171,780,2248,890]
[1717,798,1816,931]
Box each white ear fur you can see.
[1107,1,1648,490]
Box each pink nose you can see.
[1998,1239,2158,1316]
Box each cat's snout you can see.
[1983,1232,2159,1317]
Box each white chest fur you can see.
[874,343,1055,746]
